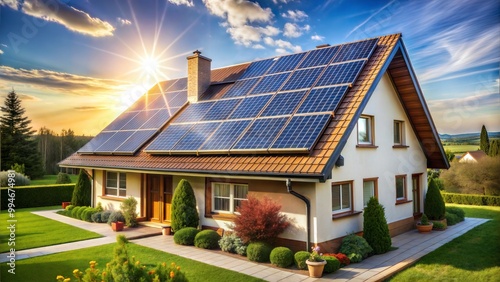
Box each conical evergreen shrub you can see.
[71,169,91,206]
[171,179,199,232]
[363,197,391,254]
[424,178,445,220]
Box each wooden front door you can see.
[412,174,421,216]
[147,175,172,223]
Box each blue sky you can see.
[0,0,498,135]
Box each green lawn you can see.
[0,206,101,253]
[388,204,500,281]
[0,241,264,282]
[30,174,78,186]
[443,144,479,154]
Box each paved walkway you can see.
[0,209,489,282]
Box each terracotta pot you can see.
[416,223,433,233]
[62,202,71,209]
[162,226,171,236]
[306,259,326,278]
[112,221,124,232]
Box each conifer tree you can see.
[171,179,199,232]
[480,125,490,154]
[489,140,499,157]
[424,178,446,220]
[363,197,391,254]
[0,90,44,178]
[71,169,91,206]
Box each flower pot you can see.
[62,202,71,209]
[416,223,433,233]
[306,259,326,278]
[112,221,124,232]
[162,225,171,236]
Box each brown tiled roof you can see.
[60,34,449,180]
[464,150,487,161]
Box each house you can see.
[459,150,487,163]
[60,33,449,252]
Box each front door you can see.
[147,175,173,223]
[412,174,421,216]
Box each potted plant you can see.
[416,213,433,233]
[112,221,124,232]
[306,246,326,278]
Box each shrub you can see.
[0,184,73,210]
[441,192,500,206]
[294,251,310,270]
[71,169,91,206]
[420,213,430,225]
[0,171,30,186]
[171,179,199,232]
[446,206,465,221]
[76,206,87,220]
[194,230,221,249]
[363,197,391,254]
[173,227,200,246]
[441,157,500,196]
[101,210,112,223]
[95,202,104,212]
[56,172,72,184]
[91,212,103,223]
[322,255,341,273]
[65,204,75,211]
[433,222,446,230]
[70,206,81,218]
[339,234,373,263]
[270,247,293,268]
[219,233,247,255]
[107,211,125,225]
[424,178,446,220]
[446,213,460,226]
[120,196,138,227]
[247,242,272,263]
[333,253,350,267]
[233,196,289,244]
[81,207,97,222]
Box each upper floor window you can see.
[394,120,404,145]
[332,182,352,214]
[358,116,374,145]
[212,182,248,214]
[106,171,126,197]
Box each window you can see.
[363,178,378,207]
[106,171,126,197]
[394,120,404,145]
[332,182,352,213]
[212,182,248,213]
[395,175,407,202]
[358,116,374,145]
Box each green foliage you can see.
[446,213,460,226]
[101,210,112,223]
[446,206,465,221]
[420,213,430,225]
[120,196,138,227]
[10,163,25,174]
[339,234,373,263]
[107,211,125,225]
[294,251,310,270]
[363,197,391,254]
[246,242,272,263]
[480,125,490,155]
[96,202,104,212]
[0,184,73,210]
[71,169,91,206]
[82,207,98,222]
[171,179,199,232]
[233,195,289,244]
[441,157,500,196]
[425,178,446,220]
[489,140,500,157]
[55,172,72,184]
[322,256,341,273]
[194,230,221,249]
[75,206,87,220]
[445,150,455,162]
[270,247,293,268]
[218,233,248,256]
[173,227,200,246]
[441,192,500,206]
[65,204,74,211]
[91,211,103,223]
[432,222,446,230]
[0,170,31,186]
[71,206,82,218]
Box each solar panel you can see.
[299,46,340,68]
[297,86,349,114]
[261,91,307,117]
[147,94,170,110]
[114,130,157,154]
[223,78,260,98]
[228,95,272,119]
[232,117,288,150]
[240,58,275,79]
[249,72,290,95]
[172,122,221,151]
[200,120,252,151]
[202,99,242,121]
[166,77,188,92]
[270,114,331,151]
[267,53,306,74]
[121,109,159,130]
[94,131,135,153]
[333,38,378,63]
[173,101,215,123]
[280,67,324,91]
[315,60,365,87]
[103,112,139,131]
[140,108,172,129]
[145,123,194,152]
[126,94,149,112]
[77,131,116,153]
[167,91,188,107]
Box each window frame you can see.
[393,120,405,146]
[395,175,407,203]
[363,178,378,207]
[331,181,353,215]
[357,115,375,146]
[211,182,248,214]
[104,171,127,198]
[205,178,249,219]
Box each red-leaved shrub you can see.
[233,196,289,243]
[323,253,350,267]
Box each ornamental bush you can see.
[332,253,350,267]
[107,211,125,225]
[56,172,72,184]
[446,206,465,222]
[363,197,392,254]
[75,206,87,219]
[71,206,82,218]
[81,207,98,222]
[101,210,112,223]
[71,169,91,206]
[339,234,373,263]
[120,196,138,227]
[270,247,293,268]
[294,251,310,270]
[91,211,103,223]
[247,242,272,263]
[173,227,200,246]
[65,204,74,211]
[218,233,247,255]
[322,255,341,273]
[446,213,460,226]
[233,195,289,244]
[424,178,446,220]
[171,179,199,232]
[0,171,31,186]
[194,230,221,249]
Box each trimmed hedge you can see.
[441,192,500,206]
[322,256,341,273]
[194,230,221,249]
[247,242,272,263]
[173,227,200,246]
[270,247,293,268]
[0,184,74,210]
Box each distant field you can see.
[443,144,479,154]
[30,174,78,185]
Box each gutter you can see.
[286,178,310,251]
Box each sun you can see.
[140,55,161,78]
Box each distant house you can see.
[60,33,449,252]
[459,150,488,163]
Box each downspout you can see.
[286,179,311,251]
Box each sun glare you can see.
[141,55,161,78]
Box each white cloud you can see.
[281,10,308,21]
[21,0,115,37]
[283,22,309,38]
[203,0,272,27]
[117,17,131,26]
[264,37,302,54]
[168,0,194,7]
[0,49,4,54]
[252,44,265,49]
[311,34,325,41]
[0,0,18,9]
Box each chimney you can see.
[187,50,211,103]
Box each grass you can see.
[0,206,101,253]
[443,144,479,154]
[388,204,500,281]
[30,174,78,186]
[0,241,264,282]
